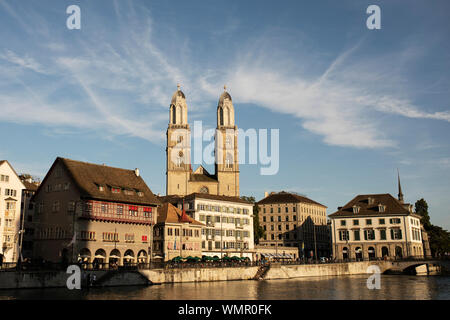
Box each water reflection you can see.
[0,275,448,300]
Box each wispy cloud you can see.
[0,1,449,151]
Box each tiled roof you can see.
[22,180,39,191]
[328,193,411,217]
[157,203,204,226]
[44,157,160,206]
[257,191,327,208]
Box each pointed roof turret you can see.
[397,169,404,204]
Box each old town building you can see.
[159,193,254,260]
[19,175,40,260]
[153,203,204,261]
[0,160,25,264]
[166,85,239,197]
[329,186,425,261]
[32,157,160,265]
[257,191,330,259]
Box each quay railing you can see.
[0,256,446,272]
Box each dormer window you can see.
[353,205,360,214]
[111,187,121,193]
[378,204,386,212]
[137,191,144,197]
[368,197,375,205]
[124,189,134,196]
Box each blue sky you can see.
[0,0,449,229]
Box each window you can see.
[293,206,296,212]
[366,219,372,225]
[293,215,297,221]
[0,175,10,182]
[354,230,360,241]
[117,205,123,215]
[339,230,349,241]
[379,218,385,225]
[270,208,273,213]
[278,225,282,231]
[378,204,386,212]
[364,229,375,240]
[278,207,281,213]
[52,201,60,212]
[285,216,289,222]
[285,207,288,213]
[340,220,346,226]
[380,229,387,240]
[391,228,402,240]
[68,201,75,212]
[270,216,274,222]
[353,219,359,226]
[353,205,360,214]
[390,218,401,224]
[262,216,266,222]
[111,187,121,193]
[278,216,281,222]
[128,206,138,217]
[143,207,152,218]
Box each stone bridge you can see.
[372,259,449,274]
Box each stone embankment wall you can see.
[264,261,390,280]
[1,260,439,289]
[141,266,259,284]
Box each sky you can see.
[0,0,449,230]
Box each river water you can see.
[0,275,448,300]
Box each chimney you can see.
[264,191,269,198]
[134,168,140,177]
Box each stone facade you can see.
[330,193,425,260]
[257,191,330,259]
[166,86,239,197]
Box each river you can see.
[0,275,448,300]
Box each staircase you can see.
[253,264,271,280]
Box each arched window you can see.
[199,186,209,194]
[172,106,176,124]
[224,107,229,125]
[225,153,233,169]
[219,107,224,126]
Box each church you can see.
[166,85,240,197]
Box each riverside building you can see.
[0,160,25,264]
[329,180,426,261]
[159,193,254,260]
[32,157,160,265]
[153,202,204,261]
[257,191,330,259]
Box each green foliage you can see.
[415,198,431,230]
[415,198,450,257]
[241,195,265,244]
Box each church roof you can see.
[171,88,185,105]
[218,91,232,107]
[189,171,218,183]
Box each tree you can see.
[241,196,265,244]
[415,198,431,230]
[414,198,450,257]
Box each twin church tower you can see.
[166,85,240,197]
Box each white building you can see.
[329,193,425,260]
[0,161,25,264]
[160,193,255,260]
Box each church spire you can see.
[397,169,404,203]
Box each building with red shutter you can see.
[32,157,160,265]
